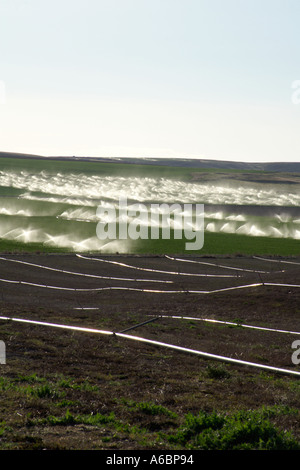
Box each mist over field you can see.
[0,158,299,253]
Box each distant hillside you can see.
[0,151,299,173]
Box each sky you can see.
[0,0,300,162]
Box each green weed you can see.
[123,399,178,419]
[166,408,300,450]
[30,384,60,399]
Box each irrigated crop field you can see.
[0,252,300,450]
[0,155,300,451]
[0,154,299,255]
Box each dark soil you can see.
[0,253,300,451]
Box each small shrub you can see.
[48,409,77,425]
[30,384,60,399]
[15,373,45,384]
[0,421,7,436]
[137,402,177,418]
[47,410,116,427]
[168,411,225,446]
[167,409,300,450]
[123,399,177,419]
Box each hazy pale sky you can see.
[0,0,300,162]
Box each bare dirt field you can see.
[0,252,300,452]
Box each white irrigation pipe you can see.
[0,315,299,378]
[74,307,100,310]
[0,316,113,336]
[0,278,178,293]
[265,282,300,288]
[156,314,300,336]
[1,277,300,294]
[117,332,300,377]
[188,282,264,294]
[165,255,272,274]
[76,254,237,278]
[253,256,300,266]
[0,277,264,293]
[0,256,173,284]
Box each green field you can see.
[0,154,299,256]
[0,229,298,257]
[0,155,255,180]
[135,231,300,257]
[1,155,300,451]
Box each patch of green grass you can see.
[15,373,46,384]
[46,409,78,426]
[0,374,97,401]
[56,376,99,392]
[134,231,300,256]
[0,421,8,437]
[122,399,178,419]
[43,404,299,450]
[55,400,81,408]
[45,409,141,435]
[29,384,61,399]
[166,407,300,450]
[0,225,298,256]
[0,238,70,254]
[0,377,12,392]
[2,366,300,450]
